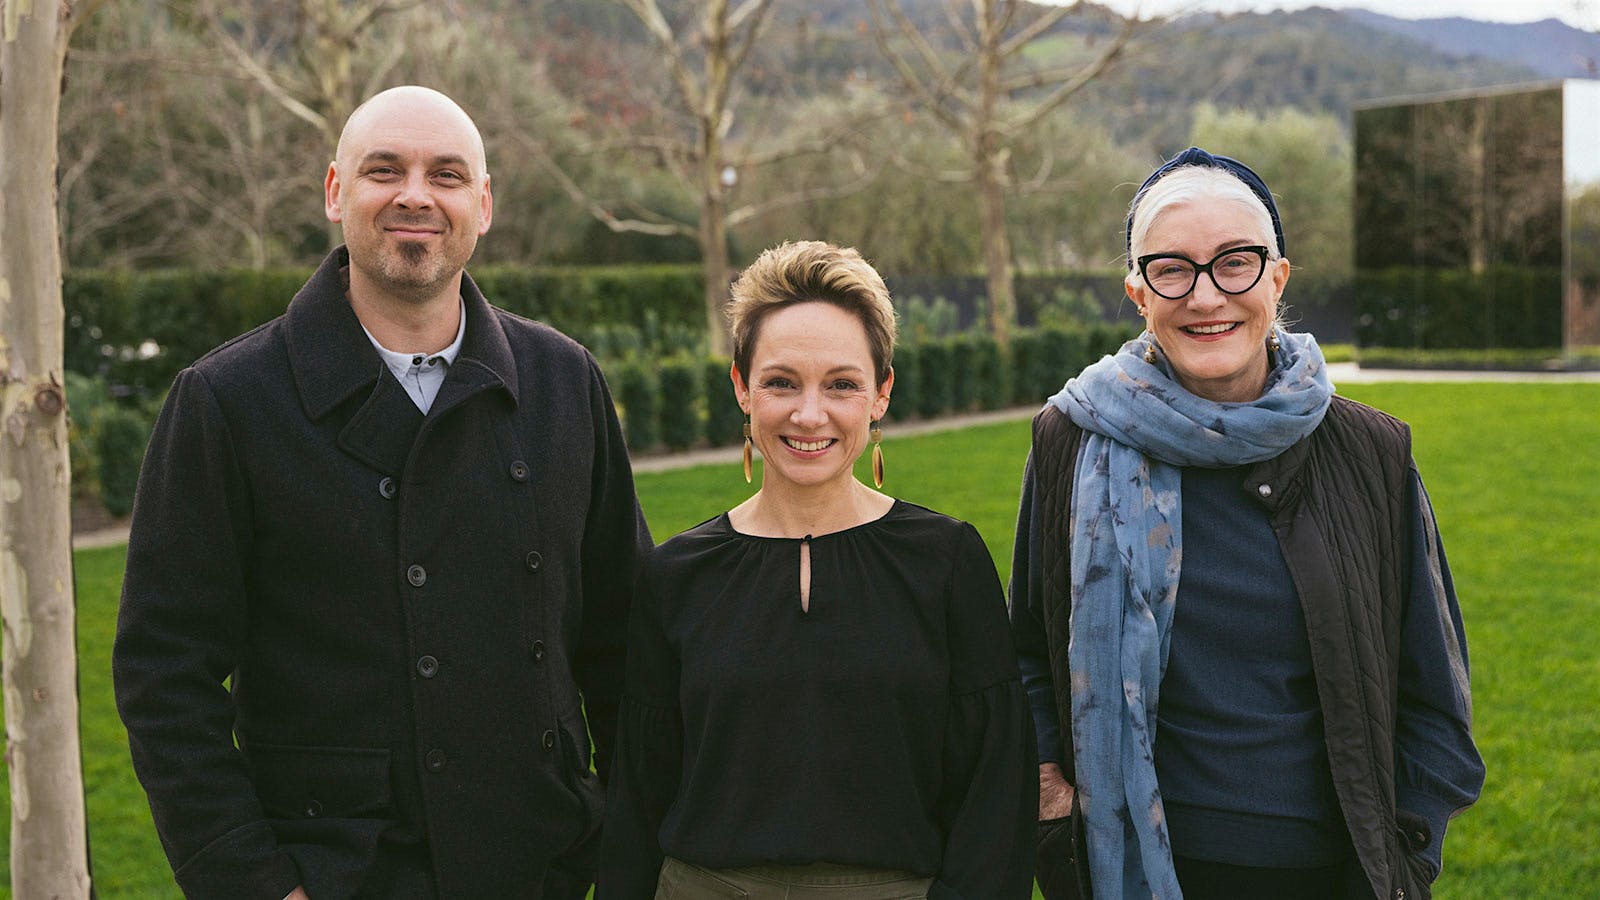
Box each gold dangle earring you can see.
[1267,328,1281,355]
[1144,339,1159,364]
[870,419,885,488]
[741,416,753,484]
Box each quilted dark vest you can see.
[1030,395,1428,900]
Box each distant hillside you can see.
[1344,9,1600,79]
[528,0,1548,140]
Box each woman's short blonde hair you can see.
[727,241,897,387]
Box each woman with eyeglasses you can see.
[1009,148,1484,900]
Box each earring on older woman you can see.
[1144,340,1159,365]
[1267,328,1281,355]
[741,417,753,484]
[870,419,885,488]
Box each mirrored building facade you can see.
[1353,80,1600,363]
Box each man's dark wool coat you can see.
[113,248,652,900]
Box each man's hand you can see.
[1040,762,1075,821]
[285,888,310,900]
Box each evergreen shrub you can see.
[915,340,952,419]
[93,403,155,518]
[657,356,703,450]
[613,360,660,452]
[702,356,745,447]
[890,343,921,421]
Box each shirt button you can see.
[509,460,530,482]
[525,550,543,572]
[378,476,397,500]
[406,565,426,587]
[304,800,322,818]
[1257,483,1273,497]
[541,729,556,751]
[417,655,439,678]
[530,640,545,661]
[425,749,447,772]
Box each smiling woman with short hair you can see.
[598,241,1036,899]
[1011,148,1486,900]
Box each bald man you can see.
[114,86,651,900]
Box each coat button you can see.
[417,655,439,678]
[541,729,556,751]
[525,550,543,572]
[530,640,545,662]
[509,460,530,482]
[378,476,397,499]
[425,749,447,772]
[304,800,322,817]
[1395,890,1405,900]
[1257,483,1273,497]
[407,564,426,587]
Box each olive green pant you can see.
[655,856,934,899]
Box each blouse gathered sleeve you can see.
[1394,467,1486,882]
[932,524,1039,900]
[596,571,682,899]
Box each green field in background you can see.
[3,382,1595,897]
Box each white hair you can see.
[1125,165,1278,278]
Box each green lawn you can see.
[3,382,1595,897]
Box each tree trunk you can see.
[0,2,97,898]
[699,0,733,357]
[976,146,1014,344]
[974,0,1015,344]
[701,189,732,357]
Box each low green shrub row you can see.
[64,263,705,401]
[1354,265,1562,350]
[610,322,1141,454]
[65,320,1142,517]
[1355,346,1571,370]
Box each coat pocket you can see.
[1036,789,1092,900]
[248,743,394,820]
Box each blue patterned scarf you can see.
[1045,330,1332,899]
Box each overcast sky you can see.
[1082,1,1600,30]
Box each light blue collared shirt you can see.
[359,299,467,414]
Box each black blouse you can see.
[596,500,1036,899]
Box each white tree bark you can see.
[1,1,109,896]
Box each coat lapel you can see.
[424,271,519,422]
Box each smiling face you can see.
[1128,197,1289,402]
[325,87,493,305]
[734,301,893,495]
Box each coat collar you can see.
[284,247,520,422]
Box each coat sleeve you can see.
[1394,467,1486,882]
[575,353,653,782]
[931,524,1038,899]
[595,567,682,899]
[1009,449,1066,767]
[112,368,301,900]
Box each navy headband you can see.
[1125,146,1285,269]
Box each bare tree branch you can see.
[511,131,696,238]
[618,0,704,114]
[1000,16,1136,136]
[997,1,1075,58]
[201,0,327,133]
[726,155,882,227]
[867,0,968,132]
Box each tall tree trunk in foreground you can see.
[1,0,110,896]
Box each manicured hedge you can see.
[1354,265,1562,349]
[611,323,1136,454]
[64,263,705,400]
